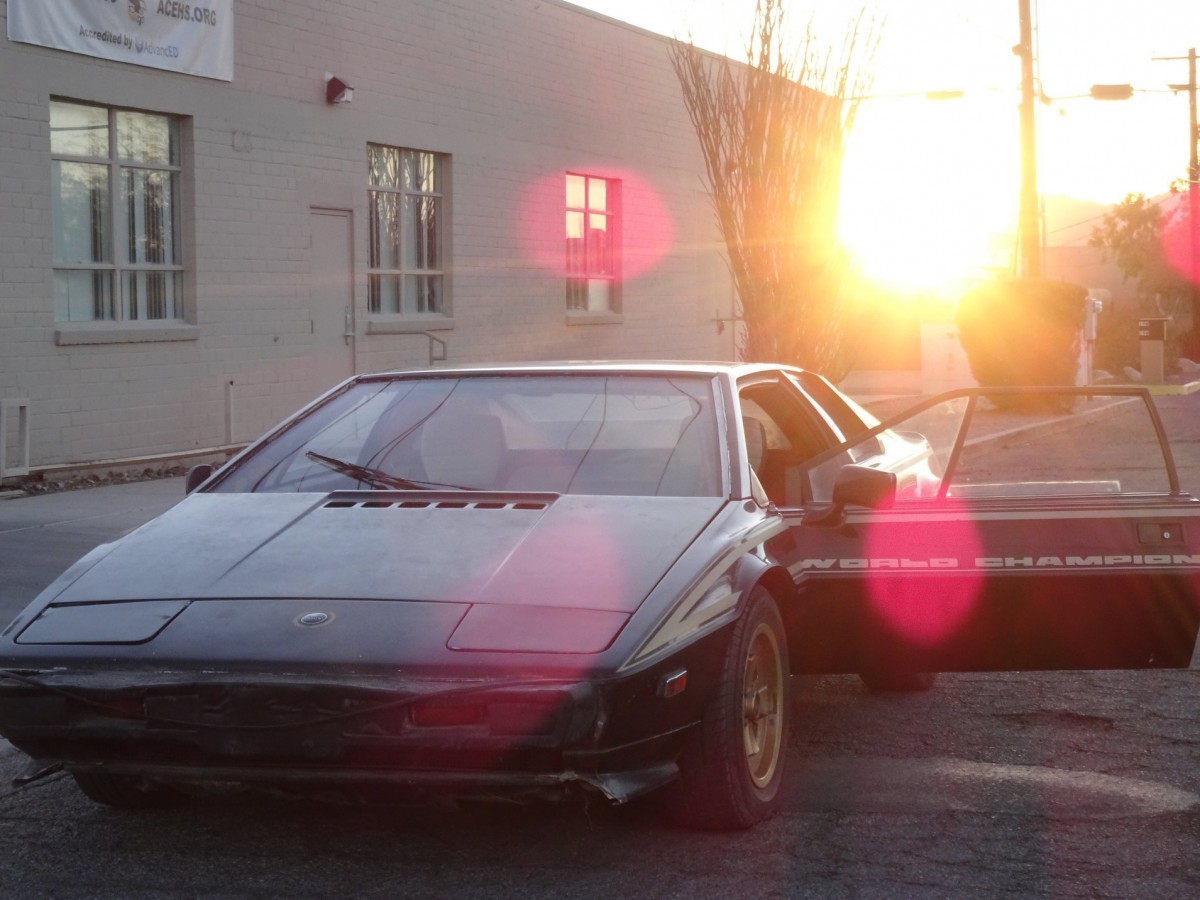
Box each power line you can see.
[1044,192,1179,238]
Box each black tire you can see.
[667,588,790,830]
[71,770,185,810]
[858,669,938,693]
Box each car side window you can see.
[787,373,885,463]
[738,381,841,506]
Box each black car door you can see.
[768,388,1200,675]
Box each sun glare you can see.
[838,96,1021,295]
[581,0,1195,296]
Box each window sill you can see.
[565,311,623,326]
[366,316,456,335]
[55,322,200,346]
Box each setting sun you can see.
[837,95,1020,293]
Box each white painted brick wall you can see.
[0,0,736,468]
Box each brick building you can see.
[0,0,735,474]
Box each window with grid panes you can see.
[50,100,183,322]
[565,173,618,312]
[368,145,446,315]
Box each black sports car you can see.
[1,362,1197,830]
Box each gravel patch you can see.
[14,465,190,496]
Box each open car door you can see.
[773,388,1200,678]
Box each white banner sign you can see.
[8,0,234,81]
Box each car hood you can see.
[46,492,724,614]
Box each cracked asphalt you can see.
[0,392,1196,899]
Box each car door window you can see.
[788,372,884,462]
[822,391,1175,502]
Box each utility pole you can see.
[1188,48,1198,358]
[1156,48,1199,356]
[1015,0,1041,277]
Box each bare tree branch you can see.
[671,0,879,378]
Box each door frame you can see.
[309,206,357,379]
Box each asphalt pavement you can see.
[0,476,188,621]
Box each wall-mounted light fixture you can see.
[324,73,354,104]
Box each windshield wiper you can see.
[304,451,469,491]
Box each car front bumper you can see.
[0,669,699,804]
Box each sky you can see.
[570,1,1200,291]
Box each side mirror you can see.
[832,464,897,510]
[804,464,897,527]
[185,463,214,494]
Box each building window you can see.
[50,100,183,323]
[368,145,446,315]
[566,173,618,312]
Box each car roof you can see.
[360,360,805,380]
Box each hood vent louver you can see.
[322,498,550,512]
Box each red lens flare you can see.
[517,169,674,280]
[1162,187,1200,286]
[862,516,985,648]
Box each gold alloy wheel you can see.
[742,621,784,789]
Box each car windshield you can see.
[211,373,724,497]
